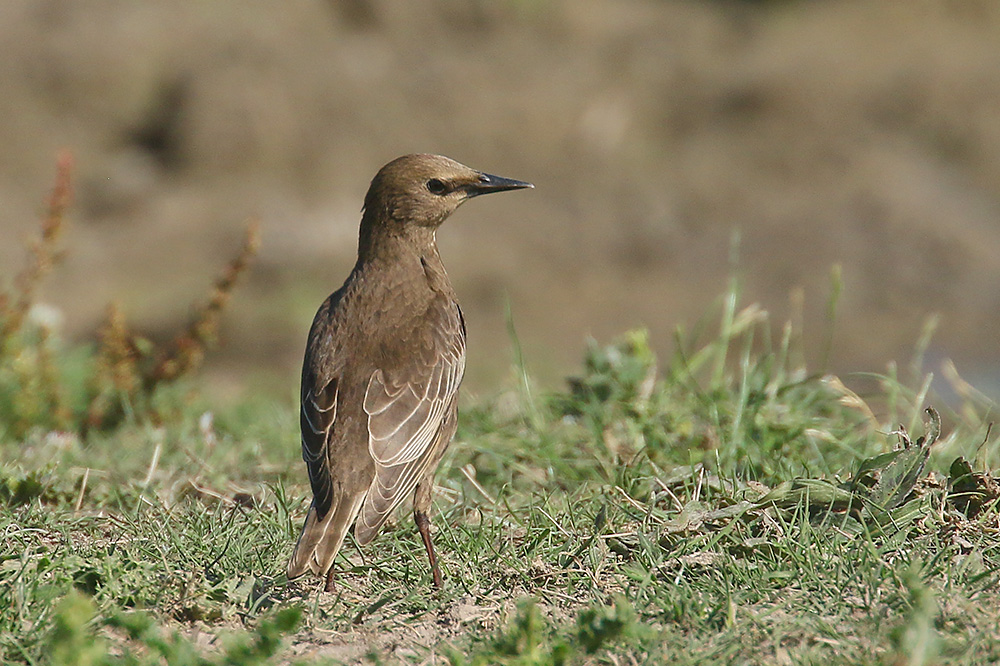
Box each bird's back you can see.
[289,251,465,578]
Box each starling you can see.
[287,154,532,590]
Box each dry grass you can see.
[0,156,259,436]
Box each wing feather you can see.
[366,363,448,463]
[300,375,339,518]
[354,304,465,543]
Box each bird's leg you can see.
[324,567,336,593]
[413,480,442,588]
[415,510,442,588]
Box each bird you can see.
[287,154,532,591]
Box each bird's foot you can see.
[324,568,336,593]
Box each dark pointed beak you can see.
[467,172,534,197]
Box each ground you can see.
[3,295,999,664]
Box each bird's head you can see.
[363,154,533,230]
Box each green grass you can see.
[2,285,1000,665]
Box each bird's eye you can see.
[426,179,447,195]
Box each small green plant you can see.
[42,590,302,666]
[448,599,639,666]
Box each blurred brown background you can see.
[3,0,1000,400]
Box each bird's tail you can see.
[287,492,366,580]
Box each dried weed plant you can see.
[85,222,260,431]
[0,155,259,437]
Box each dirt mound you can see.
[3,0,1000,396]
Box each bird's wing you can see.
[297,290,349,521]
[354,304,466,543]
[300,371,339,519]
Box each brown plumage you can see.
[288,154,532,590]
